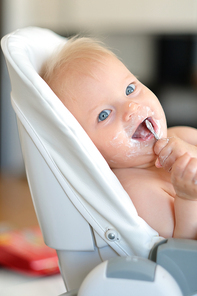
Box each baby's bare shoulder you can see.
[168,126,197,145]
[112,166,175,199]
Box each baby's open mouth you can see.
[132,118,153,140]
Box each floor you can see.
[0,175,66,296]
[0,175,38,230]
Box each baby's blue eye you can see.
[126,84,135,95]
[98,110,111,122]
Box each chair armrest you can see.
[150,238,197,296]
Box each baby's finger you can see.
[154,138,169,156]
[154,138,171,169]
[172,155,197,200]
[171,153,191,182]
[183,157,197,183]
[155,141,175,171]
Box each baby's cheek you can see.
[107,136,139,164]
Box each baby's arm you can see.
[171,153,197,200]
[154,128,197,239]
[171,153,197,238]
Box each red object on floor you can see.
[0,227,60,276]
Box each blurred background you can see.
[0,0,197,226]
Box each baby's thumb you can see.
[154,138,169,156]
[155,157,162,168]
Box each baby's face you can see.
[60,55,167,168]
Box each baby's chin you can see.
[107,153,157,170]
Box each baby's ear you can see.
[155,158,162,168]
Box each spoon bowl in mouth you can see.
[145,119,159,140]
[132,118,152,140]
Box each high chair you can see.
[1,27,197,296]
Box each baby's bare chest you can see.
[113,167,176,199]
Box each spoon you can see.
[145,119,159,140]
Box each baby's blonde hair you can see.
[41,36,116,100]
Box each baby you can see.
[41,37,197,240]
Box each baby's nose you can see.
[123,102,139,121]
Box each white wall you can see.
[3,0,197,34]
[58,0,197,34]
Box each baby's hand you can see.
[171,153,197,200]
[154,136,197,171]
[154,137,197,200]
